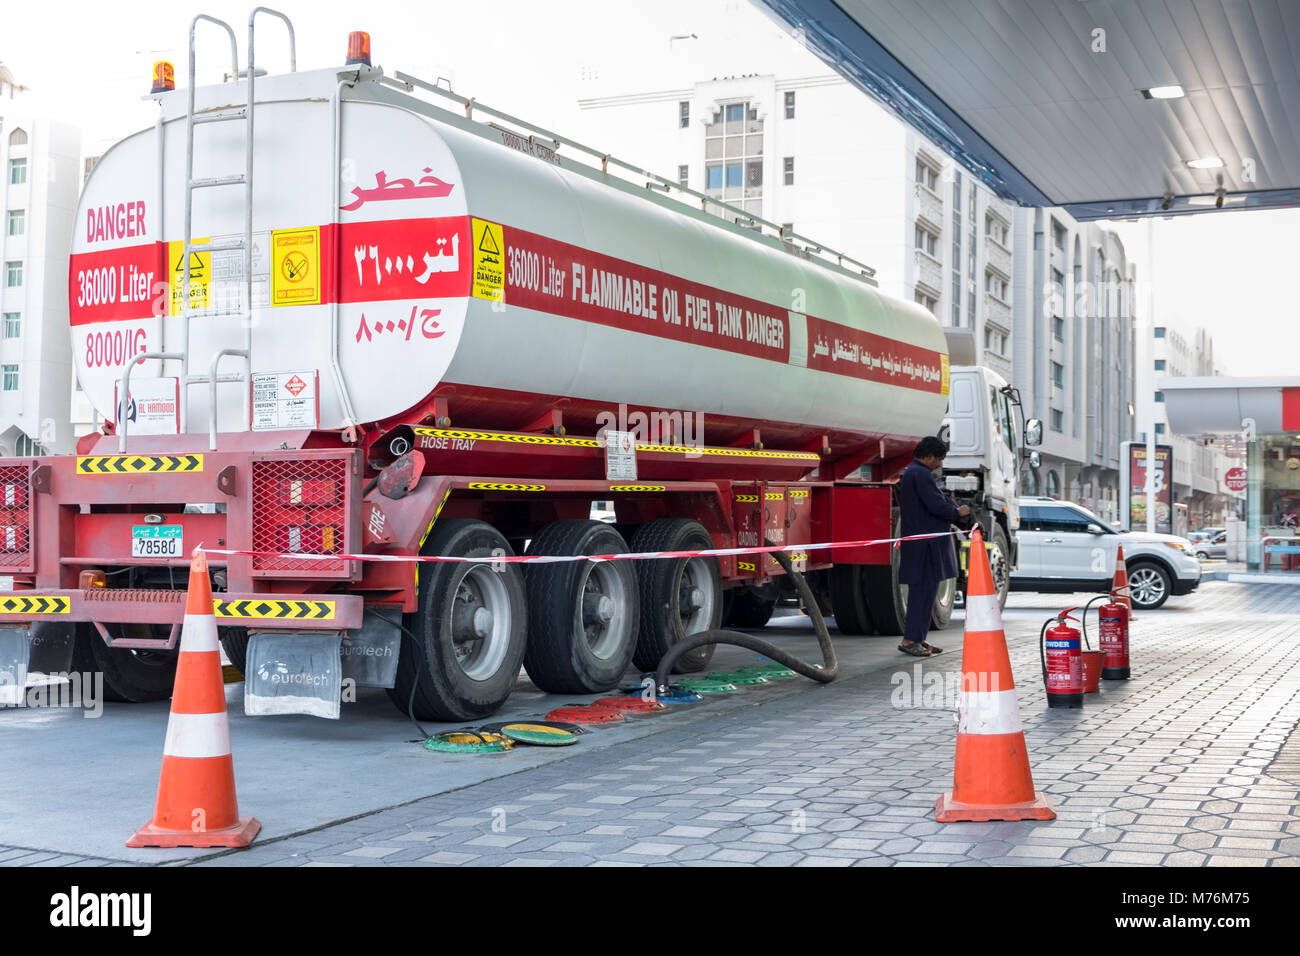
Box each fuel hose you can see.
[654,540,839,695]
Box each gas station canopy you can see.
[758,0,1300,219]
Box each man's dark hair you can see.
[914,436,948,460]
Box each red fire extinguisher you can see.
[1097,590,1130,680]
[1039,608,1083,708]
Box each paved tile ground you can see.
[4,580,1298,866]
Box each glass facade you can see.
[1247,433,1300,572]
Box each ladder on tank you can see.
[118,9,296,452]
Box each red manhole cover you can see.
[284,375,307,396]
[592,696,666,714]
[545,706,625,724]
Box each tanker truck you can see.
[0,14,1036,721]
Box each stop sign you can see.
[1225,466,1247,492]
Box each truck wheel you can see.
[69,624,177,703]
[829,564,874,635]
[388,519,528,722]
[1127,561,1171,610]
[988,524,1012,609]
[630,519,722,674]
[930,577,956,630]
[523,520,640,694]
[722,587,776,629]
[219,628,248,676]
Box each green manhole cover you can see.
[423,731,514,754]
[676,679,738,694]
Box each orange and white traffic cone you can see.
[1112,545,1134,621]
[935,527,1055,823]
[127,548,260,848]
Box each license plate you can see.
[132,525,183,558]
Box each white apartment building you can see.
[0,66,80,455]
[1011,207,1137,524]
[1140,324,1240,530]
[576,71,1015,377]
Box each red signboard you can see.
[1225,466,1247,492]
[1283,387,1300,431]
[1127,443,1173,534]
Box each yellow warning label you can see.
[167,239,211,316]
[940,354,951,397]
[471,218,505,303]
[271,226,321,306]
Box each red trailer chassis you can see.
[0,423,902,647]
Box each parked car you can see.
[1193,530,1228,561]
[1011,496,1201,609]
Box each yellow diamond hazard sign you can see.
[471,218,505,303]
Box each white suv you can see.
[1010,497,1201,610]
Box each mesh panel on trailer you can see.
[251,458,348,574]
[0,464,33,570]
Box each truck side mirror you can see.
[1028,450,1041,469]
[1024,418,1043,447]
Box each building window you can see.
[783,156,794,186]
[952,179,962,210]
[914,225,938,257]
[1154,359,1166,370]
[1051,408,1064,432]
[1051,218,1066,252]
[679,101,690,129]
[2,313,18,338]
[1155,390,1165,402]
[1051,361,1064,387]
[7,210,23,237]
[1154,326,1166,338]
[914,158,938,191]
[784,91,795,119]
[5,262,21,288]
[914,290,938,315]
[1155,422,1166,434]
[985,271,1007,300]
[677,164,688,187]
[704,102,764,212]
[2,365,17,391]
[1052,316,1064,341]
[8,128,27,147]
[8,158,26,186]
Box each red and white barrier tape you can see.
[199,528,973,567]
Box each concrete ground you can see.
[1,579,1297,867]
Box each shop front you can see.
[1162,377,1300,574]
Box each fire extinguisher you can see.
[1092,590,1130,680]
[1039,608,1083,708]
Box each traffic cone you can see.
[1112,545,1134,621]
[935,527,1055,822]
[127,549,260,848]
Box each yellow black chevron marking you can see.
[213,598,335,620]
[413,428,602,449]
[77,454,203,475]
[765,492,785,500]
[609,484,666,492]
[466,482,547,492]
[636,444,819,461]
[734,494,759,502]
[789,488,810,498]
[0,595,71,614]
[737,561,756,573]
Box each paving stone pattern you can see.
[5,581,1299,867]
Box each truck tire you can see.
[388,519,528,722]
[829,564,874,635]
[523,520,640,694]
[930,577,956,630]
[69,624,177,703]
[988,523,1012,610]
[1127,560,1171,610]
[722,587,776,629]
[630,519,722,674]
[219,627,248,676]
